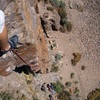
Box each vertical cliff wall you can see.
[16,0,50,73]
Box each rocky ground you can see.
[0,0,100,100]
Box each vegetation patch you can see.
[51,62,59,72]
[44,0,50,4]
[70,73,75,79]
[74,87,80,94]
[71,52,82,66]
[58,90,71,100]
[81,65,86,70]
[20,94,27,100]
[32,96,39,100]
[50,0,61,7]
[43,0,73,32]
[66,21,72,32]
[55,53,63,62]
[74,81,78,85]
[51,81,72,100]
[51,81,64,93]
[0,91,28,100]
[0,91,13,100]
[47,6,54,11]
[87,89,100,100]
[60,26,66,33]
[50,0,66,8]
[58,8,67,19]
[65,82,72,87]
[59,1,66,8]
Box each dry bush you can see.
[58,91,71,100]
[71,52,81,66]
[76,4,84,12]
[70,73,75,78]
[66,21,72,32]
[65,82,72,87]
[44,0,50,3]
[51,62,59,72]
[0,92,13,100]
[58,8,67,19]
[47,6,54,11]
[87,89,100,100]
[60,26,66,33]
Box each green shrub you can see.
[74,87,80,94]
[74,81,78,84]
[60,20,72,32]
[50,0,61,7]
[51,81,64,93]
[53,43,57,47]
[47,6,54,11]
[51,62,59,72]
[58,8,67,19]
[60,18,67,26]
[55,53,63,62]
[50,0,66,8]
[44,0,50,3]
[0,92,13,100]
[65,82,72,87]
[59,1,66,8]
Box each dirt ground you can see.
[63,0,100,98]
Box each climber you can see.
[0,10,39,76]
[0,10,18,76]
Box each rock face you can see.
[38,2,61,34]
[0,0,50,99]
[0,0,50,75]
[15,0,50,73]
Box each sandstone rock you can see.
[39,4,61,32]
[16,0,50,73]
[69,0,84,12]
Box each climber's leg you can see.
[0,10,10,51]
[0,24,10,51]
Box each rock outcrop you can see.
[15,0,50,73]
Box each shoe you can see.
[0,35,19,57]
[8,35,19,49]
